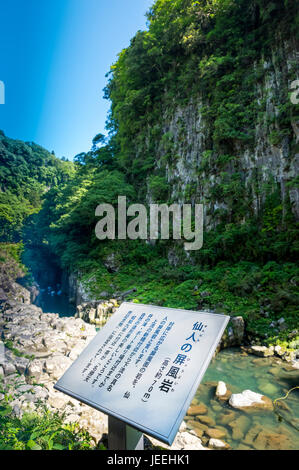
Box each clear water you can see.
[186,348,299,450]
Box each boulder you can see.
[171,431,208,451]
[229,390,273,412]
[208,438,230,450]
[247,345,274,357]
[198,415,216,427]
[215,381,226,397]
[228,415,251,440]
[252,430,292,450]
[206,428,227,439]
[187,403,208,416]
[217,410,236,426]
[13,356,30,374]
[215,380,231,401]
[27,360,44,383]
[2,361,16,376]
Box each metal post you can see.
[108,415,144,450]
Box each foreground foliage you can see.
[0,378,97,451]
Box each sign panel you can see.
[54,302,229,445]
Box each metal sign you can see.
[54,302,229,445]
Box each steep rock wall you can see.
[150,44,298,227]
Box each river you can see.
[189,348,299,450]
[34,291,299,450]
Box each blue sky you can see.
[0,0,153,159]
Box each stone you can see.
[27,360,44,382]
[186,422,204,438]
[192,422,209,432]
[217,411,236,426]
[171,431,208,450]
[187,403,208,416]
[179,421,187,432]
[44,355,72,380]
[290,361,299,370]
[198,415,216,427]
[203,381,218,388]
[243,425,262,447]
[247,345,274,357]
[229,390,273,412]
[48,395,69,410]
[228,415,251,441]
[88,308,96,322]
[206,428,227,439]
[237,443,253,450]
[268,366,281,376]
[14,356,30,374]
[2,361,16,376]
[215,381,227,397]
[252,430,292,450]
[274,345,284,356]
[208,438,230,450]
[211,404,223,412]
[257,382,279,396]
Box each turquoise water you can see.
[185,348,299,450]
[35,291,76,317]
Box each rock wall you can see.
[144,42,298,235]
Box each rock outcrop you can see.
[75,299,118,326]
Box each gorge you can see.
[0,0,298,451]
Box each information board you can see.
[54,302,229,445]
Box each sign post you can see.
[108,415,144,450]
[55,302,229,447]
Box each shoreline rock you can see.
[229,390,273,412]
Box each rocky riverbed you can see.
[1,281,298,451]
[184,349,299,450]
[0,294,206,450]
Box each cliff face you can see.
[149,43,298,226]
[106,0,299,263]
[0,245,31,305]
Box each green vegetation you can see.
[0,243,27,298]
[0,0,298,450]
[0,379,97,450]
[78,257,299,346]
[0,131,74,242]
[1,0,298,346]
[105,0,298,182]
